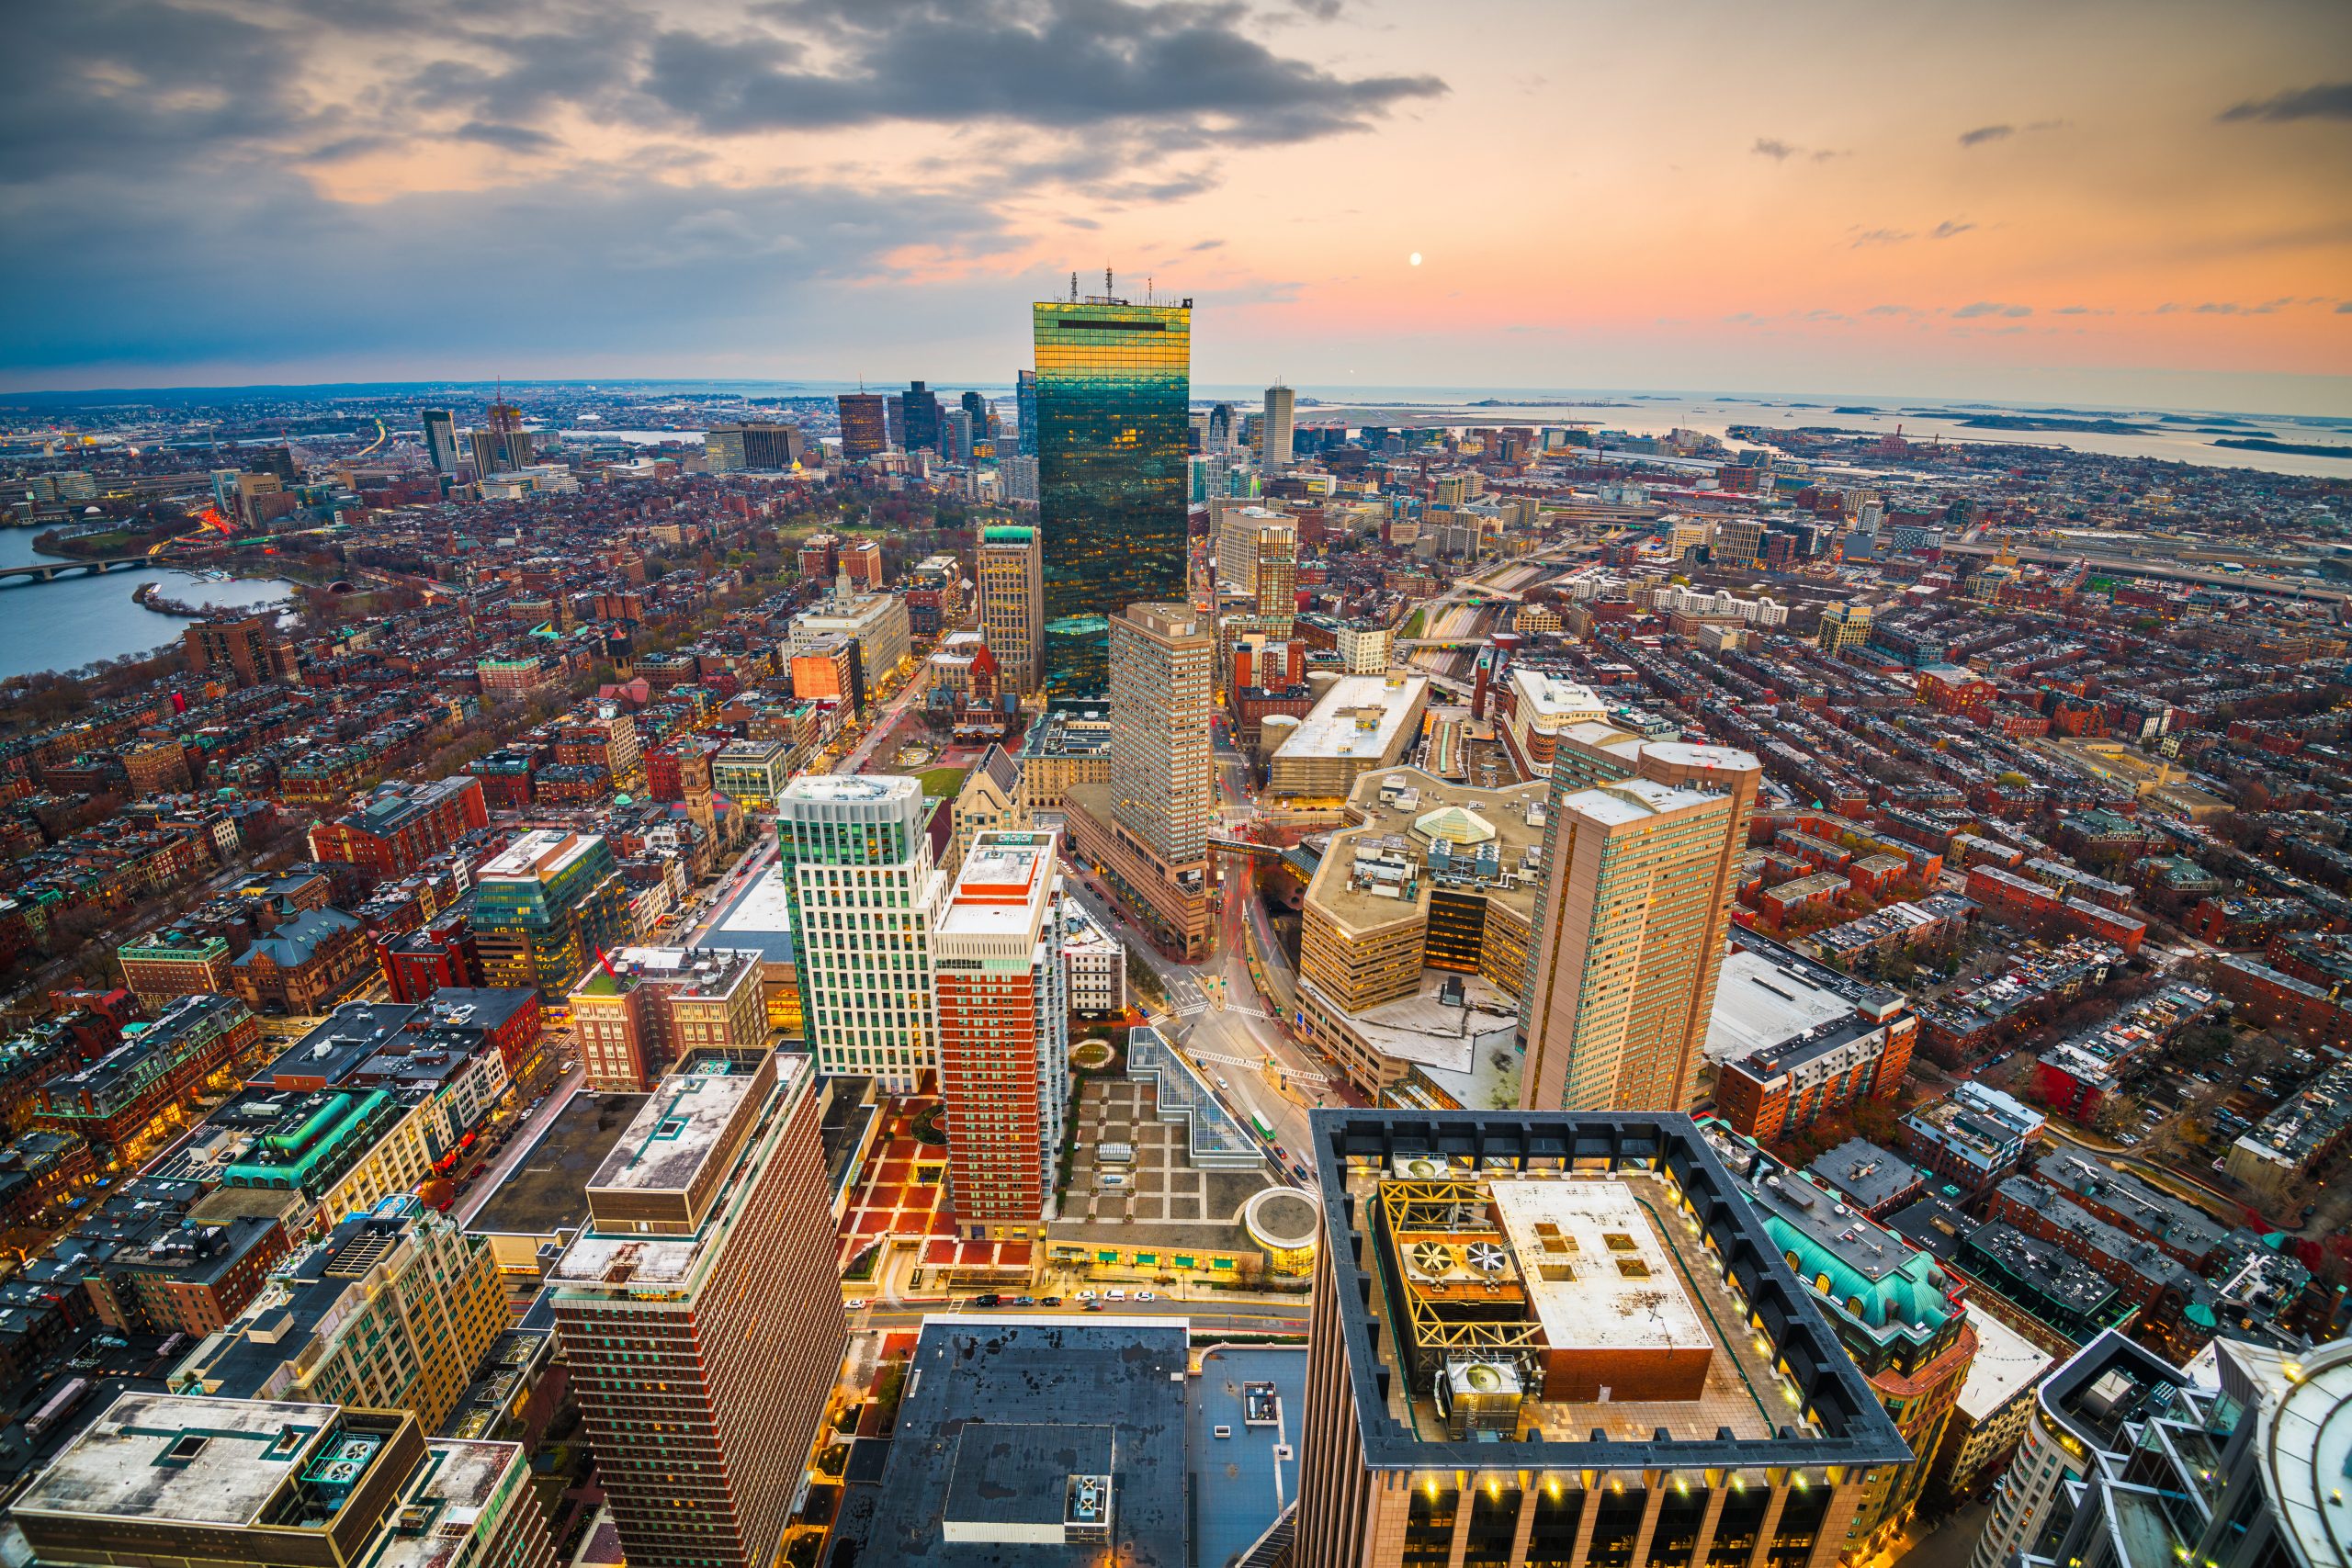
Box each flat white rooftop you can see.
[480,829,600,882]
[1488,1179,1713,1356]
[1557,776,1713,827]
[779,773,917,805]
[1704,950,1857,1063]
[584,1055,775,1202]
[1509,669,1606,725]
[1274,674,1430,761]
[1954,1307,2056,1422]
[18,1392,345,1527]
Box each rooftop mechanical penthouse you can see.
[1295,1109,1912,1568]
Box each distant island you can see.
[2212,437,2352,460]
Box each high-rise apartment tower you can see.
[1261,383,1295,478]
[1109,602,1214,865]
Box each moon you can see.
[1409,252,1423,266]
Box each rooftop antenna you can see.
[1105,265,1114,298]
[1070,271,1079,303]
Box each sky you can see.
[3,0,2349,412]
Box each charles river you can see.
[0,528,293,682]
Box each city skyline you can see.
[3,2,2346,413]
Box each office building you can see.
[707,421,805,471]
[903,378,944,452]
[838,390,888,458]
[1519,742,1760,1112]
[567,945,767,1091]
[977,523,1045,695]
[775,774,943,1089]
[422,408,459,473]
[549,1050,847,1568]
[1294,1108,1910,1568]
[13,1393,554,1568]
[468,403,533,476]
[1033,292,1192,694]
[2021,1334,2351,1568]
[1260,382,1295,477]
[934,831,1069,1237]
[471,830,632,999]
[1294,767,1547,1103]
[789,591,911,692]
[710,736,795,808]
[1014,367,1038,456]
[1267,673,1430,802]
[1216,505,1296,608]
[169,1195,504,1431]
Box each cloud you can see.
[1952,301,2032,319]
[637,0,1444,145]
[2217,82,2352,122]
[1188,239,1227,251]
[451,120,561,152]
[1850,228,1912,247]
[2051,306,2113,316]
[1931,219,1975,240]
[2341,301,2352,313]
[1958,124,2012,146]
[1755,137,1844,162]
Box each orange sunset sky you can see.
[4,0,2348,411]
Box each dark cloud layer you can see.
[2218,82,2352,122]
[0,0,1444,381]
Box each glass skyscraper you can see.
[1032,296,1191,695]
[1014,368,1037,457]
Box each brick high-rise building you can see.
[935,831,1069,1238]
[184,614,295,687]
[1519,742,1759,1112]
[977,523,1045,696]
[549,1049,846,1568]
[567,945,767,1091]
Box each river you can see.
[0,529,295,682]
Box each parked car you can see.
[1136,1291,1158,1302]
[1040,1296,1062,1307]
[1014,1296,1036,1307]
[1076,1290,1098,1302]
[972,1293,1001,1308]
[1104,1288,1127,1302]
[844,1299,867,1311]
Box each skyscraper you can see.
[467,401,533,475]
[422,408,459,473]
[1518,742,1759,1112]
[934,830,1069,1237]
[838,389,888,458]
[902,378,943,452]
[1109,602,1214,865]
[550,1048,846,1568]
[1014,367,1038,457]
[1260,382,1295,477]
[978,522,1045,696]
[1033,291,1192,694]
[775,774,942,1090]
[960,388,993,439]
[1207,400,1235,453]
[1061,601,1216,958]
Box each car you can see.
[1272,1144,1287,1160]
[1040,1296,1062,1307]
[972,1293,1001,1308]
[1083,1301,1105,1312]
[1104,1288,1127,1301]
[1135,1291,1158,1302]
[844,1299,867,1311]
[1216,1075,1229,1089]
[1014,1296,1036,1307]
[1075,1290,1098,1302]
[1292,1164,1312,1183]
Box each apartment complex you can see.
[307,774,490,875]
[976,522,1045,696]
[1520,742,1760,1113]
[14,1393,553,1568]
[471,829,631,998]
[1294,1109,1910,1568]
[169,1194,504,1431]
[775,773,942,1090]
[568,945,767,1090]
[549,1050,846,1568]
[933,831,1069,1237]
